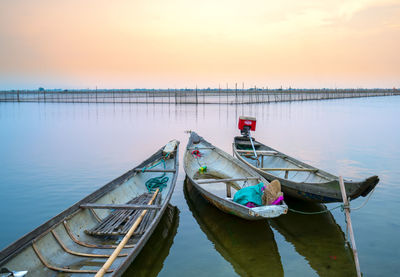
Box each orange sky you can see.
[0,0,399,89]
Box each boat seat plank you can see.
[80,204,161,210]
[236,150,279,155]
[196,177,260,184]
[187,147,216,150]
[85,193,161,236]
[261,168,318,172]
[134,168,176,173]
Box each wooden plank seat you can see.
[85,193,161,237]
[196,177,260,184]
[236,150,279,155]
[261,168,318,172]
[134,168,176,173]
[81,203,161,210]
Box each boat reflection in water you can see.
[184,178,284,277]
[123,204,180,277]
[270,197,357,276]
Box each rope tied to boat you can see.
[288,204,344,215]
[288,184,377,215]
[143,152,170,193]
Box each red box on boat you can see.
[238,116,256,131]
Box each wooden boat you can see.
[233,136,379,203]
[184,179,284,276]
[0,140,179,277]
[270,197,357,276]
[184,132,287,220]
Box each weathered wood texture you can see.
[81,203,161,210]
[196,177,260,184]
[95,189,160,277]
[339,176,361,277]
[85,193,161,236]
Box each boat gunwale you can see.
[233,145,341,193]
[233,137,337,181]
[112,143,179,276]
[232,137,379,202]
[184,132,287,219]
[0,142,180,274]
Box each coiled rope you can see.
[142,153,170,193]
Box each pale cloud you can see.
[337,0,396,19]
[0,0,399,89]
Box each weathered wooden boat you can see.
[233,136,379,203]
[270,197,357,276]
[184,132,287,220]
[184,179,283,276]
[0,140,179,277]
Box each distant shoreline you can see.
[1,88,399,105]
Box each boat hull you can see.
[184,179,284,276]
[184,132,287,220]
[0,142,179,276]
[233,136,379,203]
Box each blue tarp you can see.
[233,182,264,206]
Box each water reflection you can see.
[123,204,180,277]
[184,178,284,277]
[270,197,357,277]
[1,97,399,276]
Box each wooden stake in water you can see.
[339,176,361,277]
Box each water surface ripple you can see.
[0,96,399,276]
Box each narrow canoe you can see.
[233,136,379,203]
[184,132,287,220]
[184,179,284,276]
[0,141,179,277]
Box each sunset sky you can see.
[0,0,399,89]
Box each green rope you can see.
[288,204,344,215]
[142,152,171,193]
[145,172,169,192]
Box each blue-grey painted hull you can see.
[184,132,287,220]
[0,142,180,276]
[233,136,379,203]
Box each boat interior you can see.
[1,148,177,277]
[185,140,262,200]
[234,136,334,183]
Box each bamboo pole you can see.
[95,189,159,277]
[339,176,361,277]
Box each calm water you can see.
[0,96,399,276]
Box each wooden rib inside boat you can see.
[0,140,179,277]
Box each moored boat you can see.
[184,179,284,276]
[233,135,379,203]
[184,132,287,220]
[0,140,179,276]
